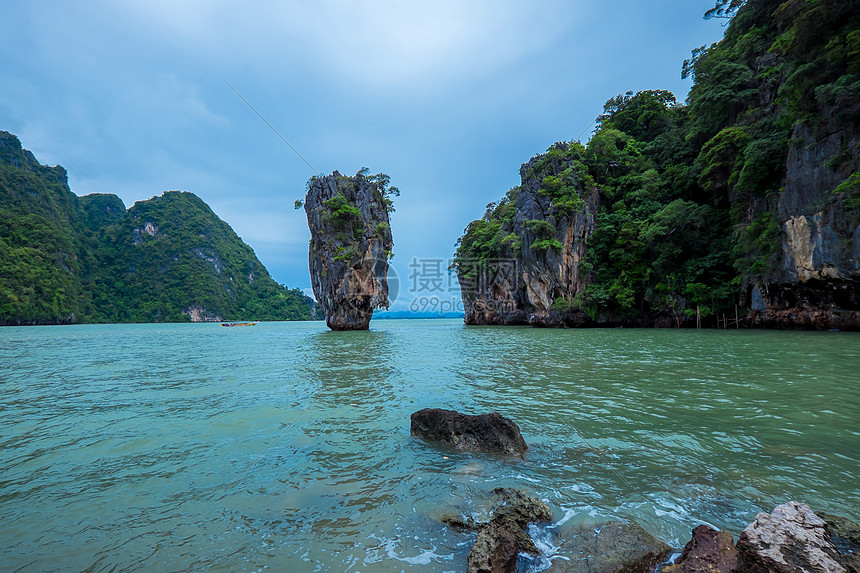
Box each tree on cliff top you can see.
[705,0,746,20]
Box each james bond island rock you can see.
[0,131,317,325]
[410,408,528,457]
[736,502,853,573]
[454,0,860,330]
[467,488,553,573]
[548,520,672,573]
[303,169,396,331]
[664,525,738,573]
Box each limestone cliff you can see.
[304,169,395,330]
[748,120,860,328]
[455,0,860,330]
[457,144,598,326]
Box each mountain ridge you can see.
[0,131,317,325]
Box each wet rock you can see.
[439,512,478,532]
[410,408,528,457]
[489,488,554,529]
[663,525,738,573]
[303,170,395,331]
[548,520,671,573]
[466,488,553,573]
[819,512,860,573]
[736,501,847,573]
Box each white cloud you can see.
[2,0,729,293]
[113,0,576,93]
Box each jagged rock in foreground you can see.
[439,488,552,573]
[736,502,852,573]
[410,408,528,457]
[303,170,395,330]
[663,525,738,573]
[548,520,671,573]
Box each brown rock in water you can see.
[736,501,847,573]
[469,519,521,573]
[303,170,395,331]
[548,520,671,573]
[466,488,553,573]
[410,408,528,457]
[664,525,738,573]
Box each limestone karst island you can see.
[302,169,396,331]
[1,0,858,572]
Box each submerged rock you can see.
[303,169,396,330]
[736,501,848,573]
[548,520,671,573]
[663,525,738,573]
[410,408,528,457]
[461,488,553,573]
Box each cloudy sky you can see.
[2,1,727,312]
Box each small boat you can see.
[220,321,259,327]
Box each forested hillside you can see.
[454,0,859,329]
[0,131,317,324]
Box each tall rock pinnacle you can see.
[303,169,396,330]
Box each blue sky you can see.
[1,1,728,312]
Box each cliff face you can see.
[0,131,317,324]
[737,0,860,329]
[455,0,859,330]
[304,170,395,330]
[459,146,598,326]
[750,120,860,328]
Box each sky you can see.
[1,1,729,313]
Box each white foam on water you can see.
[518,523,565,573]
[379,536,454,566]
[554,507,579,527]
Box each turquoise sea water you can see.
[1,319,859,572]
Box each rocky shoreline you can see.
[411,409,859,573]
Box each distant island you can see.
[0,131,317,325]
[454,0,859,330]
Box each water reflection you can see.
[302,328,397,399]
[236,328,454,570]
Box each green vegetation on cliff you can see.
[0,131,316,324]
[455,0,859,325]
